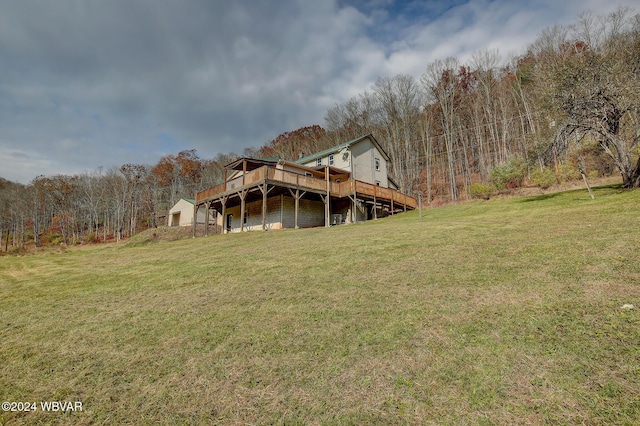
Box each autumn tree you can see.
[262,125,327,161]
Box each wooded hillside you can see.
[1,8,638,249]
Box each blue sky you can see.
[0,0,633,183]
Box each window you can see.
[375,157,381,171]
[329,154,334,166]
[316,158,322,166]
[243,211,248,224]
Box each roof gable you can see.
[294,134,390,165]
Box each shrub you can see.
[470,183,493,200]
[558,163,581,182]
[490,158,527,189]
[47,232,63,247]
[530,167,557,189]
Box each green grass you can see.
[1,184,639,425]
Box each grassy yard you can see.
[1,185,639,425]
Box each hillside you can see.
[1,185,639,424]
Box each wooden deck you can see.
[195,165,417,211]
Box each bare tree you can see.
[422,58,463,200]
[373,74,424,193]
[549,7,640,188]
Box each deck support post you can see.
[259,182,273,231]
[239,189,248,232]
[373,195,377,220]
[262,185,267,231]
[288,188,306,229]
[192,202,198,237]
[204,201,210,236]
[220,196,228,234]
[294,191,299,229]
[353,180,357,223]
[325,166,330,227]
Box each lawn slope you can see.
[1,185,639,425]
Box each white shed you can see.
[168,198,214,227]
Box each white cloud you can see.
[0,0,635,183]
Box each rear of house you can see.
[194,134,416,233]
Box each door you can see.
[226,214,233,232]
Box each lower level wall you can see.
[281,196,325,229]
[223,195,325,232]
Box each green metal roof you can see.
[294,134,390,165]
[295,140,353,165]
[184,198,195,205]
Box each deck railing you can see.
[195,165,417,209]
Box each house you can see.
[295,134,397,189]
[168,198,215,227]
[194,134,416,233]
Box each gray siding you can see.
[351,139,388,187]
[224,195,325,231]
[281,196,325,229]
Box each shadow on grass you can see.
[518,183,624,203]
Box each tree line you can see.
[2,7,639,250]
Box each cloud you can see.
[0,0,634,183]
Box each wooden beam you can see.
[287,188,306,229]
[325,166,330,227]
[205,201,210,236]
[373,193,377,220]
[192,202,198,238]
[220,196,228,234]
[259,183,269,231]
[239,189,248,232]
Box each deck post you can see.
[220,196,227,234]
[205,201,210,236]
[261,183,267,231]
[294,189,300,229]
[192,202,198,237]
[239,190,247,232]
[325,166,330,227]
[294,190,299,229]
[352,180,357,223]
[373,192,377,220]
[288,188,305,230]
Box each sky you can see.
[0,0,633,183]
